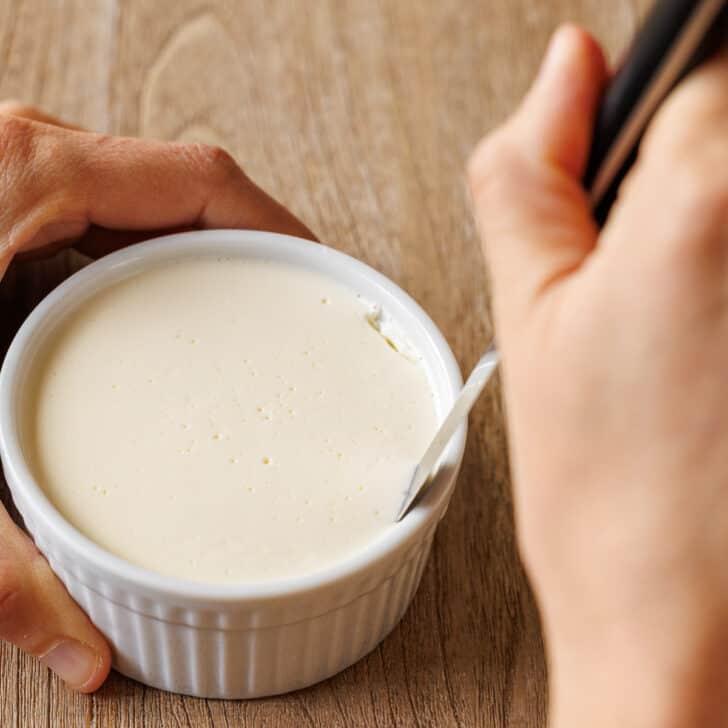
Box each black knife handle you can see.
[584,0,728,226]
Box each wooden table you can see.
[0,1,649,725]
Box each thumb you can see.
[0,507,111,692]
[468,24,608,334]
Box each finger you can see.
[0,508,110,692]
[600,49,728,263]
[6,121,316,257]
[74,139,317,242]
[467,25,607,331]
[0,100,84,131]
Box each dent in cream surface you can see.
[25,257,438,583]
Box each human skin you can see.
[468,25,728,728]
[0,101,315,691]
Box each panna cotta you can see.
[24,256,438,583]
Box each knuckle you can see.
[467,132,525,215]
[631,145,728,258]
[642,110,686,160]
[467,132,513,193]
[643,70,727,161]
[0,115,73,201]
[186,143,244,185]
[0,114,37,162]
[637,70,728,238]
[0,114,69,175]
[669,154,728,223]
[87,132,115,150]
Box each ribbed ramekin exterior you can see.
[15,477,442,698]
[0,232,465,699]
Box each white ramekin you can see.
[0,230,465,699]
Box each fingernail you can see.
[40,640,100,689]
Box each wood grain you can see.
[0,1,643,725]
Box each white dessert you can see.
[24,256,438,583]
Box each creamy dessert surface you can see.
[25,256,438,583]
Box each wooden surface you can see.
[0,1,650,726]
